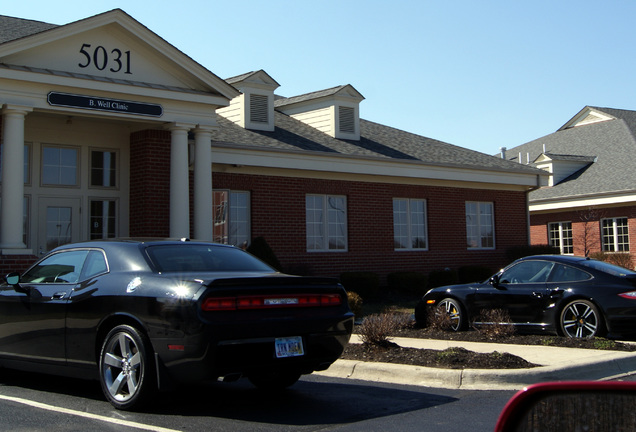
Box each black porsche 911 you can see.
[0,239,354,410]
[414,255,636,340]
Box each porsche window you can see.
[500,260,554,284]
[548,264,591,282]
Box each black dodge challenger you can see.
[0,239,354,409]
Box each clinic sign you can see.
[48,92,163,117]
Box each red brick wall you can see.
[129,130,171,237]
[213,172,530,280]
[531,206,636,259]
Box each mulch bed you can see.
[339,327,636,369]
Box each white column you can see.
[167,123,192,239]
[1,105,32,251]
[193,126,215,241]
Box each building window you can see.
[213,191,251,247]
[306,194,347,251]
[548,222,573,254]
[90,200,117,239]
[42,145,78,186]
[602,217,629,252]
[393,198,427,250]
[90,150,117,187]
[466,201,495,249]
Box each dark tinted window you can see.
[500,260,554,284]
[145,244,275,273]
[22,250,88,283]
[549,264,591,282]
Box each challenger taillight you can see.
[201,294,342,311]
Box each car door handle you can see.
[52,292,67,299]
[532,291,544,298]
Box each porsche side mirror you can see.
[489,274,500,287]
[495,381,636,432]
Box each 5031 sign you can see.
[78,43,132,74]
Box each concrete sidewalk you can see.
[315,335,636,390]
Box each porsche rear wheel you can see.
[99,325,156,410]
[559,300,604,339]
[437,298,466,332]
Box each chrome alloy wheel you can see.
[99,325,153,409]
[560,300,601,338]
[437,298,464,331]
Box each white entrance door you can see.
[38,198,81,254]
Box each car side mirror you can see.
[496,382,636,432]
[5,272,20,286]
[489,274,500,287]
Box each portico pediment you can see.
[0,9,239,117]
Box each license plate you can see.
[275,336,304,358]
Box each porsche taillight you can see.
[618,291,636,299]
[201,293,343,311]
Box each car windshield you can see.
[144,244,275,273]
[579,259,636,277]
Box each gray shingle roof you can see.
[214,111,544,175]
[506,107,636,201]
[0,15,58,44]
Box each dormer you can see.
[559,106,616,130]
[534,153,597,186]
[218,70,279,132]
[275,85,364,140]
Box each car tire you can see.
[559,299,604,339]
[248,370,302,390]
[99,324,156,410]
[437,298,466,332]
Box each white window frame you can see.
[601,217,629,252]
[548,221,573,254]
[306,194,348,252]
[393,198,428,250]
[466,201,495,250]
[41,144,79,187]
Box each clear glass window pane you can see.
[90,200,117,239]
[91,150,117,187]
[42,146,77,185]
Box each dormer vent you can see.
[250,94,268,124]
[339,106,355,134]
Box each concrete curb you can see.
[315,340,636,390]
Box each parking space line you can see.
[0,394,182,432]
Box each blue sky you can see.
[4,1,636,155]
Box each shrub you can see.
[246,237,282,271]
[427,268,458,289]
[339,272,380,300]
[347,291,363,317]
[458,265,494,283]
[387,271,428,296]
[358,312,413,346]
[472,309,516,338]
[506,244,559,261]
[426,306,454,331]
[590,252,633,270]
